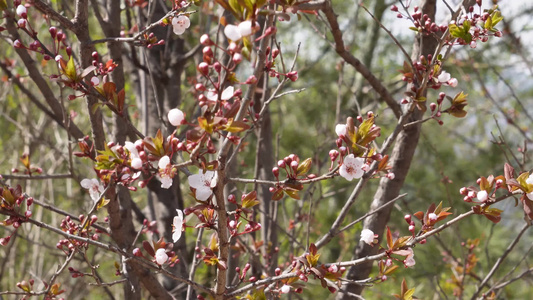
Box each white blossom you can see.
[168,108,185,126]
[360,229,375,245]
[224,20,257,41]
[477,190,488,202]
[280,285,291,294]
[172,15,190,35]
[448,78,458,87]
[206,86,234,102]
[155,248,168,265]
[428,212,438,221]
[16,5,26,17]
[339,154,365,181]
[160,176,173,189]
[172,210,184,243]
[131,157,143,170]
[158,155,171,169]
[80,178,104,202]
[438,71,451,83]
[125,141,143,169]
[335,124,347,137]
[526,173,533,185]
[188,170,218,201]
[238,20,253,37]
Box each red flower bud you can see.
[197,62,209,76]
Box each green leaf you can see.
[296,158,312,176]
[223,119,250,133]
[0,0,7,10]
[65,55,78,81]
[284,188,300,200]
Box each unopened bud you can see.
[197,62,209,76]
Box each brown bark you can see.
[125,1,190,295]
[337,0,438,298]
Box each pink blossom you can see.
[404,248,415,267]
[339,154,365,181]
[172,15,190,35]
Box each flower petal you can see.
[188,173,203,189]
[224,24,242,41]
[168,108,185,126]
[335,124,347,137]
[80,178,93,189]
[158,155,170,169]
[220,86,234,100]
[238,20,253,37]
[195,187,213,201]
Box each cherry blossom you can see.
[335,124,347,137]
[476,190,488,202]
[168,108,185,126]
[16,5,27,18]
[172,210,184,243]
[155,248,168,265]
[339,154,365,181]
[158,156,173,189]
[188,170,218,201]
[404,248,416,267]
[172,15,190,35]
[428,212,438,221]
[438,71,451,83]
[360,229,375,246]
[124,141,142,169]
[448,78,458,87]
[224,20,257,41]
[158,155,170,169]
[280,285,291,294]
[80,178,104,202]
[206,86,234,102]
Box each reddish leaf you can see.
[523,200,533,220]
[386,226,393,250]
[413,211,424,220]
[504,163,515,181]
[142,240,155,257]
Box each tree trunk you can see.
[337,0,438,298]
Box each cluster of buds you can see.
[142,32,166,49]
[264,46,299,82]
[448,2,503,48]
[89,51,118,83]
[11,153,43,176]
[226,192,262,237]
[269,154,313,200]
[392,4,441,35]
[272,154,313,181]
[68,267,85,278]
[133,240,177,266]
[78,131,186,191]
[460,174,505,203]
[56,215,100,251]
[0,183,32,245]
